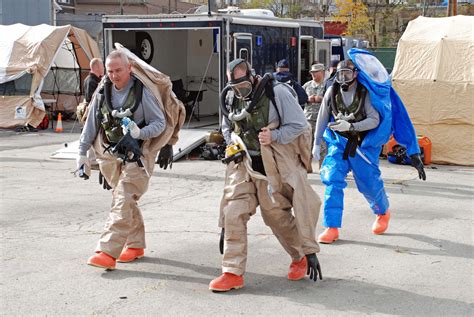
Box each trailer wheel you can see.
[136,32,154,64]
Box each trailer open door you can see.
[315,39,331,69]
[300,35,314,84]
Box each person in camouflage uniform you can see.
[303,63,327,166]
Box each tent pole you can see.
[70,41,83,101]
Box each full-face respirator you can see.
[227,59,255,100]
[335,60,357,91]
[220,59,272,123]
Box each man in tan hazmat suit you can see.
[76,48,184,270]
[209,59,322,292]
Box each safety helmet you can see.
[228,58,254,100]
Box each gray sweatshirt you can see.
[222,81,309,146]
[314,82,380,146]
[79,77,165,156]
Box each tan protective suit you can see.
[219,127,321,276]
[90,46,185,258]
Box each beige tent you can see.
[391,15,474,165]
[0,24,100,129]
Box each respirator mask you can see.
[228,59,255,100]
[229,77,253,100]
[335,60,357,91]
[335,68,356,91]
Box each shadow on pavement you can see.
[151,171,473,201]
[100,257,219,284]
[99,257,472,315]
[334,233,473,260]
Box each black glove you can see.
[219,228,225,255]
[410,153,426,181]
[105,132,143,163]
[99,172,111,190]
[306,253,322,282]
[157,144,173,170]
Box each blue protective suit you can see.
[320,49,420,228]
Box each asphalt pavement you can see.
[1,124,473,316]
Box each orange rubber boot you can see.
[318,228,339,244]
[87,252,116,270]
[372,210,390,235]
[117,248,144,263]
[209,273,244,292]
[287,256,307,280]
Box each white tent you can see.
[391,15,474,165]
[0,24,100,128]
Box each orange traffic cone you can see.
[55,112,63,133]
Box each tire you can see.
[135,32,154,64]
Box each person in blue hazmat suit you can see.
[313,49,426,243]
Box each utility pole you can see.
[52,0,57,26]
[321,0,328,25]
[120,0,124,15]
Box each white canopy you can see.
[0,24,100,128]
[392,15,474,165]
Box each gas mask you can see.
[336,68,356,91]
[335,60,357,91]
[229,77,253,100]
[228,58,255,100]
